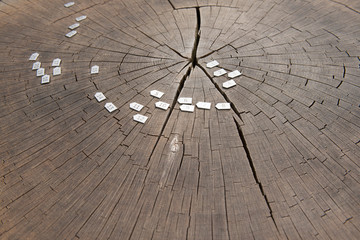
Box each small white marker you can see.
[222,80,236,89]
[41,75,50,84]
[91,65,99,74]
[32,61,41,70]
[150,90,164,99]
[155,101,170,110]
[52,58,61,67]
[69,23,80,30]
[215,103,231,110]
[64,2,75,8]
[130,102,144,112]
[133,114,148,124]
[53,67,61,76]
[105,102,117,113]
[206,60,219,68]
[66,30,77,38]
[76,15,87,22]
[228,70,242,78]
[29,52,39,61]
[36,68,45,77]
[214,69,227,77]
[94,92,106,102]
[178,97,192,104]
[196,102,211,110]
[180,105,195,112]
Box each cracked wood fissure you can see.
[151,5,279,230]
[146,8,202,166]
[193,8,277,229]
[233,117,278,230]
[3,1,360,239]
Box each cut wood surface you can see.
[0,0,360,239]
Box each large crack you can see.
[146,8,201,167]
[198,63,278,231]
[190,7,278,231]
[233,117,278,230]
[191,7,201,67]
[146,6,279,231]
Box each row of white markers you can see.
[29,52,61,84]
[95,89,231,124]
[206,60,242,89]
[64,2,87,38]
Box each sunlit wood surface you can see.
[1,0,360,239]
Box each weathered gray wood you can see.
[0,0,360,239]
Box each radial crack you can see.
[233,118,278,231]
[147,7,201,166]
[191,7,201,67]
[146,66,192,167]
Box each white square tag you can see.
[29,52,39,61]
[196,102,211,110]
[69,23,80,30]
[215,102,231,110]
[76,15,87,22]
[180,105,194,112]
[206,60,219,68]
[178,97,192,104]
[130,102,144,112]
[150,90,164,99]
[64,2,75,8]
[91,65,99,74]
[228,70,242,78]
[105,102,117,113]
[36,68,45,76]
[222,80,236,89]
[41,75,50,84]
[52,58,61,66]
[214,69,227,77]
[94,92,106,102]
[133,114,148,124]
[66,30,77,38]
[155,101,170,110]
[32,61,41,70]
[53,67,61,76]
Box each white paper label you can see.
[196,102,211,110]
[228,70,242,78]
[69,23,80,30]
[215,102,231,110]
[150,90,164,99]
[32,62,41,70]
[206,60,219,68]
[180,105,195,112]
[91,65,99,74]
[133,114,148,124]
[66,30,77,38]
[52,58,61,66]
[29,52,39,61]
[178,97,192,104]
[76,15,87,22]
[105,102,117,113]
[64,2,75,8]
[130,102,144,112]
[53,67,61,76]
[41,75,50,84]
[222,80,236,89]
[65,30,77,38]
[94,92,106,102]
[214,69,227,77]
[36,68,45,76]
[155,101,170,110]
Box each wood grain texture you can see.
[0,0,359,239]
